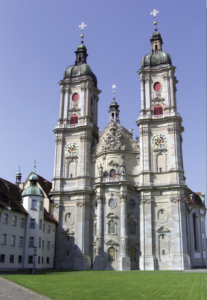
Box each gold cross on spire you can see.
[79,22,87,43]
[150,9,159,30]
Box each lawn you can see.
[1,270,206,300]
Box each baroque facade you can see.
[51,26,206,271]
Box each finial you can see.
[34,160,36,174]
[112,84,116,99]
[150,9,159,31]
[79,22,87,44]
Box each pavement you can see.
[0,277,51,300]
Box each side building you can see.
[0,173,57,271]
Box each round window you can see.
[154,82,161,92]
[108,198,116,208]
[72,93,79,102]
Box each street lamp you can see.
[32,246,37,274]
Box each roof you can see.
[22,185,44,197]
[44,208,58,224]
[186,187,205,207]
[0,178,27,214]
[24,172,52,196]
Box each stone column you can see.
[119,194,130,271]
[59,87,65,123]
[85,83,89,121]
[140,128,151,185]
[171,197,191,270]
[139,199,154,270]
[163,74,170,109]
[169,71,175,111]
[53,135,63,191]
[93,196,104,270]
[140,78,145,113]
[145,77,151,113]
[63,85,69,123]
[74,201,91,270]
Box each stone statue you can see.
[130,128,134,133]
[98,163,103,177]
[120,160,126,175]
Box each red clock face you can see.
[154,82,161,91]
[72,93,79,102]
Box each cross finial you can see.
[79,22,87,43]
[150,9,159,31]
[112,84,116,99]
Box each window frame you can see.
[2,234,7,245]
[29,237,34,247]
[19,236,24,247]
[12,215,17,226]
[31,199,37,210]
[30,218,35,229]
[3,213,8,225]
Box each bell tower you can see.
[51,23,101,270]
[136,11,191,270]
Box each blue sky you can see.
[0,0,206,194]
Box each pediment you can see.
[106,213,118,219]
[63,228,75,235]
[96,121,139,153]
[157,225,170,233]
[128,239,139,246]
[105,239,119,246]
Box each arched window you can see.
[108,220,115,234]
[129,221,136,235]
[130,247,136,261]
[70,114,78,124]
[108,247,115,261]
[193,213,198,251]
[110,169,116,177]
[154,105,163,115]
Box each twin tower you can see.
[50,25,190,271]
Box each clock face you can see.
[152,134,167,149]
[65,142,79,156]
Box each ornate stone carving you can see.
[55,136,63,144]
[64,228,75,235]
[105,239,119,246]
[120,160,126,175]
[157,225,170,233]
[81,84,86,91]
[140,199,153,205]
[108,160,119,167]
[140,129,151,136]
[97,196,103,204]
[98,163,103,177]
[102,122,124,150]
[80,133,92,142]
[120,193,127,202]
[168,125,180,134]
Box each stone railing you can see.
[55,122,93,129]
[137,112,180,121]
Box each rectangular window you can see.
[162,249,165,255]
[46,257,50,264]
[39,219,42,230]
[47,241,50,250]
[20,218,25,228]
[11,235,16,246]
[43,224,45,232]
[3,213,8,224]
[28,256,33,264]
[39,237,41,248]
[47,225,51,234]
[159,167,162,172]
[0,254,5,262]
[67,251,70,256]
[29,237,34,247]
[0,254,5,263]
[40,201,43,211]
[42,257,44,264]
[2,234,7,245]
[42,240,44,249]
[10,255,14,263]
[12,215,17,226]
[31,199,37,210]
[18,255,22,263]
[30,218,35,229]
[19,236,24,247]
[38,256,40,264]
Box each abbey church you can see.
[0,21,206,272]
[50,21,206,271]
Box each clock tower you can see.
[51,24,101,270]
[136,18,191,270]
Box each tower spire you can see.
[109,85,120,122]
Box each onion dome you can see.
[22,172,44,197]
[109,99,119,109]
[141,29,172,68]
[63,42,97,88]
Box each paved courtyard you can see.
[0,277,51,300]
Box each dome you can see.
[76,44,87,52]
[22,186,44,197]
[151,31,162,40]
[64,64,97,87]
[141,51,172,68]
[29,173,39,182]
[109,99,119,109]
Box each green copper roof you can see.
[141,51,172,68]
[64,64,97,87]
[76,44,87,52]
[109,99,119,109]
[151,31,162,41]
[22,186,44,197]
[29,173,39,181]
